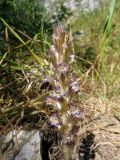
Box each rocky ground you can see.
[1,96,120,160]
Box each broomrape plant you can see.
[43,25,83,160]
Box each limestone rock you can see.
[2,130,42,160]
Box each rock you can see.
[81,0,101,11]
[2,130,42,160]
[43,0,102,12]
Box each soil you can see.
[82,97,120,160]
[94,114,120,160]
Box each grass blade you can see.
[0,18,45,66]
[98,0,117,70]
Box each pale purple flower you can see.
[49,113,61,129]
[49,91,67,101]
[71,109,83,119]
[70,81,79,93]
